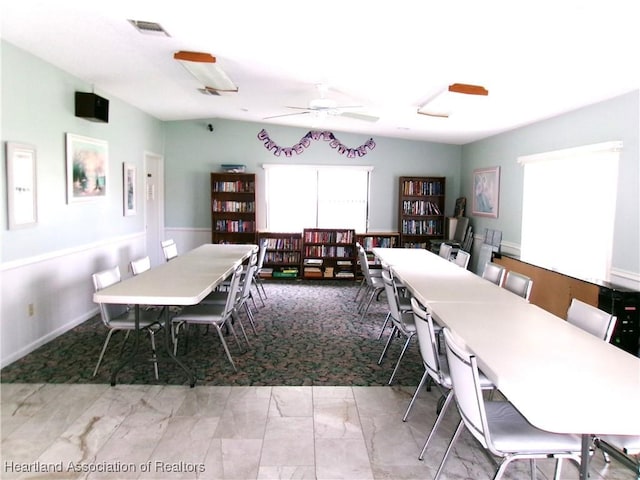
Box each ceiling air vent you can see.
[127,20,170,36]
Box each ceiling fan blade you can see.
[339,111,379,122]
[263,111,311,120]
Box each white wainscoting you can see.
[0,233,146,368]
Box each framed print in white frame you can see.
[66,133,108,203]
[123,163,136,216]
[6,142,37,229]
[472,166,500,218]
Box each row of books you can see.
[212,200,255,213]
[259,267,300,278]
[401,180,444,196]
[211,181,254,193]
[302,266,355,278]
[401,200,442,216]
[358,236,397,250]
[213,220,255,232]
[303,246,354,258]
[265,252,301,264]
[303,229,354,244]
[401,219,443,235]
[262,237,303,250]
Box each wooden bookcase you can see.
[256,231,302,279]
[355,232,400,275]
[302,228,356,279]
[210,172,257,244]
[398,176,446,248]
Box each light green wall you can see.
[0,41,165,262]
[461,90,640,277]
[163,120,463,232]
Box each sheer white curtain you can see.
[264,164,371,232]
[519,141,621,282]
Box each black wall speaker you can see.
[75,92,109,123]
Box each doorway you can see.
[143,151,164,266]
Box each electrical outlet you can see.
[28,303,34,316]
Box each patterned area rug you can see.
[0,281,424,387]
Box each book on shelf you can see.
[335,271,355,278]
[336,260,353,266]
[324,267,334,278]
[304,258,323,266]
[259,268,273,278]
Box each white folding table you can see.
[93,243,257,386]
[372,247,640,479]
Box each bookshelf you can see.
[398,176,446,249]
[210,172,257,244]
[302,228,356,279]
[355,232,400,275]
[256,232,302,279]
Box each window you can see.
[519,141,621,282]
[264,164,372,232]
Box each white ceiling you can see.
[2,0,639,145]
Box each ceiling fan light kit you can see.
[173,50,238,93]
[417,83,489,118]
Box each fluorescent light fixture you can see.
[174,51,238,93]
[417,83,488,118]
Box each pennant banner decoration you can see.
[257,129,376,158]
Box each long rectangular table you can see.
[93,243,257,386]
[372,248,640,479]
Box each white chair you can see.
[129,255,151,275]
[438,243,453,260]
[435,327,582,480]
[92,266,163,379]
[452,250,470,269]
[356,244,385,321]
[503,270,533,300]
[377,264,412,339]
[404,298,495,460]
[377,269,416,385]
[170,264,245,371]
[161,239,178,262]
[594,435,640,477]
[482,262,506,286]
[252,239,268,304]
[566,298,617,342]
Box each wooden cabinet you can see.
[398,176,446,248]
[256,232,302,279]
[302,228,356,279]
[210,172,256,244]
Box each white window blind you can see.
[264,164,372,232]
[519,141,621,282]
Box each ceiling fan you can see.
[264,84,379,122]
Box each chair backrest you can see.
[129,256,151,275]
[238,264,257,304]
[482,262,506,286]
[566,298,617,342]
[223,264,244,316]
[256,239,267,270]
[503,271,533,300]
[412,297,447,386]
[161,239,178,262]
[92,266,128,325]
[358,245,375,285]
[453,251,470,269]
[381,269,401,321]
[438,243,453,260]
[442,327,491,450]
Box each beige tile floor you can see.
[1,383,636,480]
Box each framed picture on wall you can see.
[123,163,136,216]
[66,133,108,203]
[472,166,500,218]
[5,142,38,229]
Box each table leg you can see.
[579,434,590,480]
[110,304,142,386]
[164,307,197,388]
